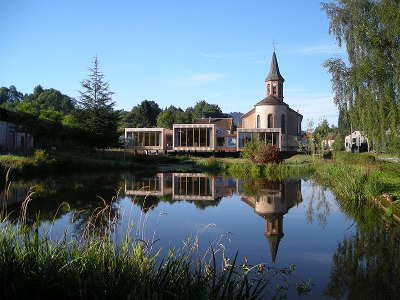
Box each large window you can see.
[267,114,273,128]
[281,115,286,133]
[174,127,212,147]
[174,176,212,197]
[130,131,160,147]
[239,131,279,148]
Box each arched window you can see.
[256,115,260,128]
[281,114,286,133]
[267,114,273,128]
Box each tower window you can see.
[267,114,273,128]
[267,84,271,95]
[272,83,277,95]
[256,115,260,128]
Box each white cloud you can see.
[295,44,345,55]
[175,73,225,86]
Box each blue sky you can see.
[0,0,344,125]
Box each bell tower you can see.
[265,51,285,99]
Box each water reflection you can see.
[239,179,302,263]
[124,173,302,263]
[2,172,400,298]
[324,225,400,299]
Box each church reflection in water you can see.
[124,173,302,263]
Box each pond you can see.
[2,171,400,299]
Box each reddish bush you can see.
[242,139,281,164]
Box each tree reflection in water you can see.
[305,181,332,227]
[324,224,400,300]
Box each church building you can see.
[238,51,303,152]
[124,51,303,152]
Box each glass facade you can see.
[174,176,212,197]
[125,175,161,192]
[127,131,161,147]
[174,127,212,147]
[238,132,279,148]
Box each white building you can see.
[345,131,368,152]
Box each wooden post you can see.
[186,128,188,147]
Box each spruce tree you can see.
[78,57,119,148]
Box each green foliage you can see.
[0,85,23,104]
[332,134,344,152]
[322,0,400,152]
[77,57,119,148]
[156,105,189,128]
[333,152,375,164]
[123,100,162,128]
[241,139,280,164]
[191,100,225,120]
[32,149,48,162]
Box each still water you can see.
[3,172,400,299]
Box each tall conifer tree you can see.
[78,57,119,147]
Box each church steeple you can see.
[265,51,284,99]
[264,214,284,264]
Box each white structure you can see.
[345,131,368,152]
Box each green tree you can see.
[322,0,400,154]
[15,88,76,116]
[191,100,225,120]
[123,100,162,128]
[0,85,23,105]
[78,56,119,147]
[332,134,344,152]
[156,105,189,128]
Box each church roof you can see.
[255,95,288,106]
[266,233,283,264]
[265,51,285,82]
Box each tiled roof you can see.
[255,95,288,106]
[194,117,234,132]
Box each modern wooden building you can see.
[124,51,302,153]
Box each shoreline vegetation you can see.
[192,152,400,223]
[0,149,399,222]
[0,150,398,299]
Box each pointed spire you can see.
[266,233,283,264]
[265,51,285,82]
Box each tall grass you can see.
[197,157,314,180]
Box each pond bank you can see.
[190,153,400,223]
[1,150,399,222]
[0,150,194,178]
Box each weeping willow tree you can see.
[322,0,400,153]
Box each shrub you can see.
[322,150,332,159]
[33,149,48,162]
[332,134,345,152]
[242,139,281,164]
